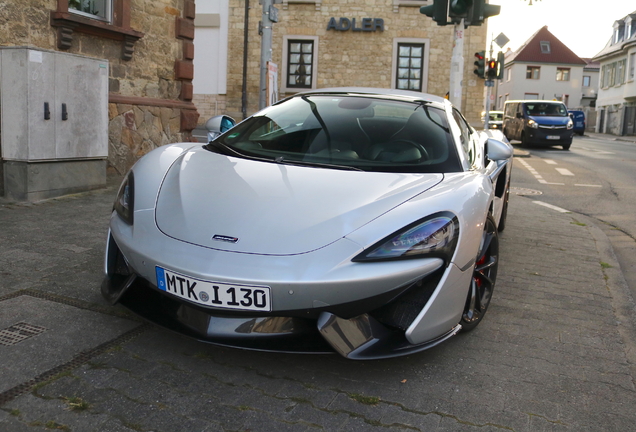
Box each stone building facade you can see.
[221,0,487,126]
[0,0,200,185]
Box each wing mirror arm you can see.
[205,115,237,142]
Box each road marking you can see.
[576,146,614,155]
[533,201,570,213]
[575,184,602,187]
[544,159,558,165]
[555,168,574,176]
[518,159,565,185]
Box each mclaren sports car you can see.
[102,88,513,359]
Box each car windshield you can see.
[524,103,568,117]
[209,95,462,173]
[489,112,503,121]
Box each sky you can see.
[486,0,635,59]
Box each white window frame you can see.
[556,68,570,81]
[281,35,319,93]
[540,41,550,54]
[629,52,636,81]
[391,38,430,92]
[68,0,112,23]
[583,75,591,87]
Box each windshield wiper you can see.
[273,157,363,171]
[204,141,268,163]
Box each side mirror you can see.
[205,115,236,142]
[486,138,513,161]
[515,112,522,119]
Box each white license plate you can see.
[546,135,560,140]
[155,267,271,312]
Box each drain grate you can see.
[0,322,47,346]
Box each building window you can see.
[506,68,511,82]
[617,59,626,85]
[540,41,550,53]
[287,40,314,89]
[396,43,424,91]
[556,68,570,81]
[630,53,636,80]
[583,75,591,87]
[281,36,318,93]
[526,66,540,79]
[69,0,111,22]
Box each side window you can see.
[452,109,474,164]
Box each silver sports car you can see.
[102,88,513,359]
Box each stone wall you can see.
[225,0,487,125]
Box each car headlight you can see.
[114,171,134,225]
[353,213,459,263]
[528,119,539,129]
[567,120,574,130]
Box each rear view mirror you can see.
[205,115,236,142]
[486,138,513,161]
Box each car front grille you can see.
[538,125,566,130]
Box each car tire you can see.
[562,141,572,150]
[520,133,529,148]
[460,215,499,332]
[497,187,510,232]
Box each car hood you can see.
[528,115,570,126]
[154,147,443,255]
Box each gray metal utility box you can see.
[0,47,109,201]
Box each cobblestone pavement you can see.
[1,167,636,431]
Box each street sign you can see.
[494,33,509,48]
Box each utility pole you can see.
[449,21,465,110]
[259,0,277,110]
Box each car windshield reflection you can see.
[210,95,461,174]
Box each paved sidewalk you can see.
[1,170,636,431]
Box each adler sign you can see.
[326,17,385,32]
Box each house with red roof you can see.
[496,26,587,111]
[592,11,636,135]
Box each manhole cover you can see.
[511,187,543,196]
[0,322,47,346]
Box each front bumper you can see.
[103,209,471,359]
[526,127,573,145]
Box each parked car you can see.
[503,100,574,150]
[568,110,586,136]
[481,110,504,130]
[102,88,513,360]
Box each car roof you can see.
[295,87,450,108]
[505,100,565,105]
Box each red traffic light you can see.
[474,52,484,60]
[487,60,496,69]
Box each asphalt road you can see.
[509,133,636,314]
[1,146,636,431]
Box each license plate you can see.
[546,135,560,140]
[155,266,271,312]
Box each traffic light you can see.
[496,51,505,80]
[465,0,501,26]
[420,0,449,26]
[473,51,485,79]
[448,0,473,22]
[486,59,498,79]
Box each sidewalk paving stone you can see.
[1,173,636,431]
